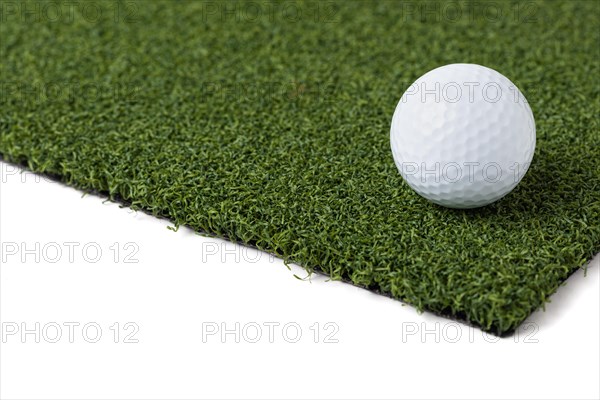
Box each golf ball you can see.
[390,64,536,209]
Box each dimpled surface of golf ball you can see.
[390,63,536,209]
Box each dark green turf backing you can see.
[1,0,599,335]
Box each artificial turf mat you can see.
[1,0,599,335]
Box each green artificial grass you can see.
[1,0,599,335]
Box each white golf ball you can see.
[390,63,536,209]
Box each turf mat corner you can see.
[1,0,599,335]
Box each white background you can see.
[1,161,598,400]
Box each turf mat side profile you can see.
[1,0,599,335]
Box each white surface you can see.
[391,63,536,208]
[0,161,598,400]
